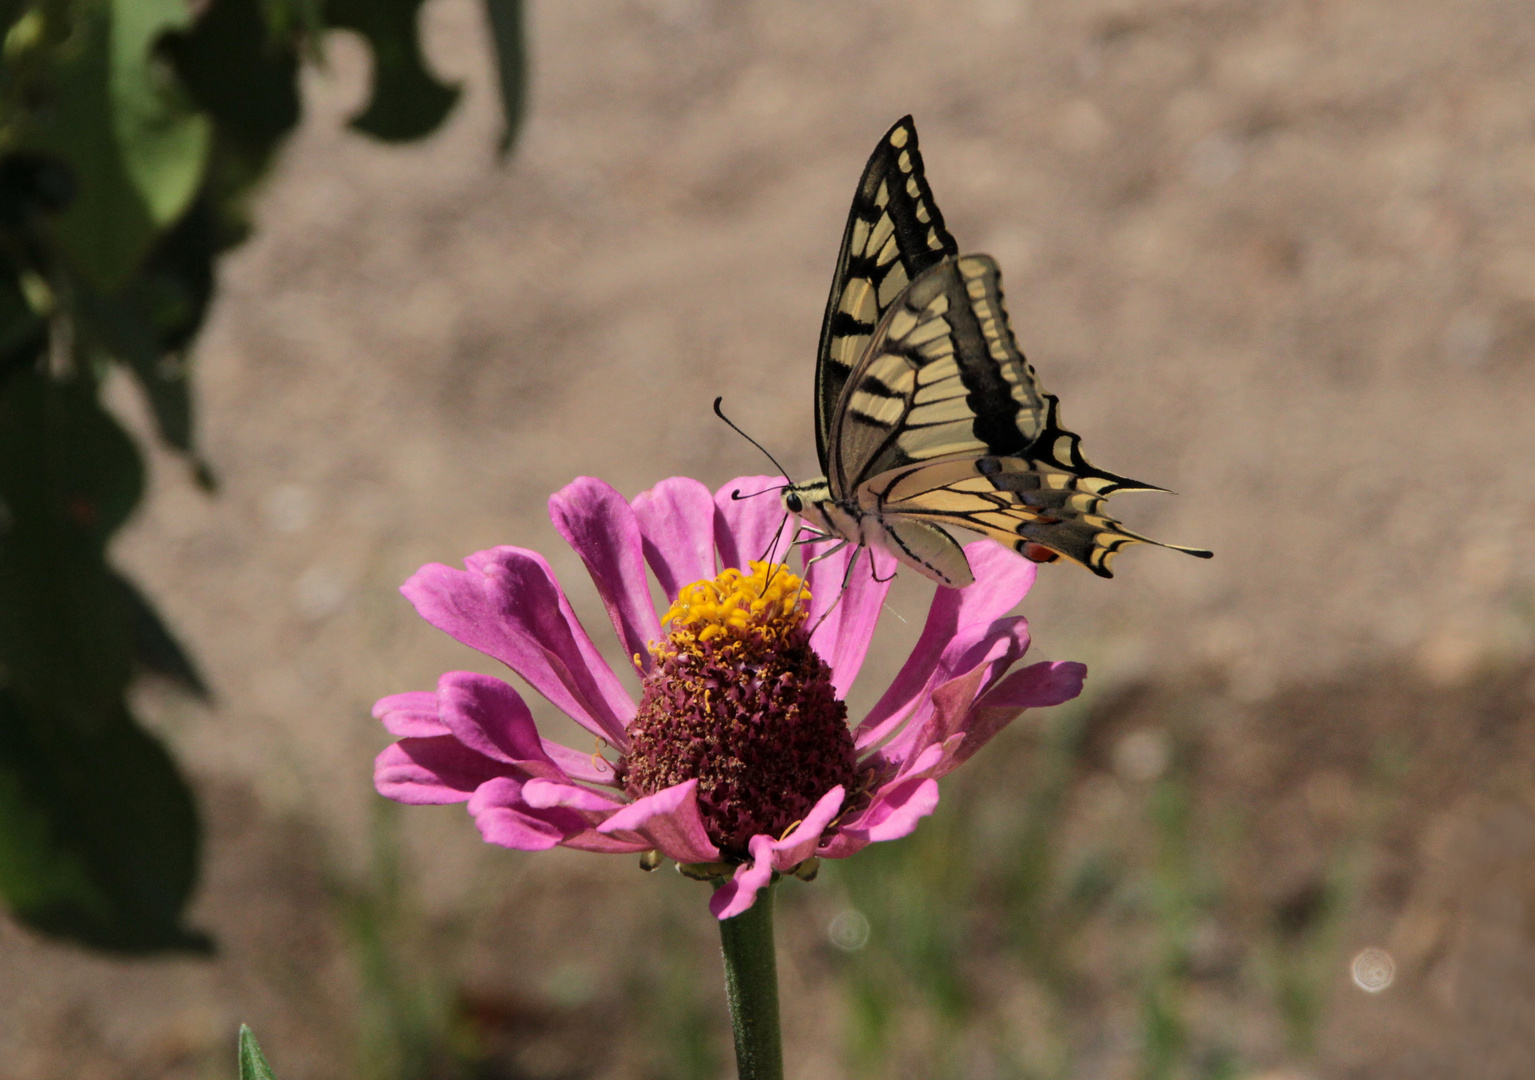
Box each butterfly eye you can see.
[784,492,804,514]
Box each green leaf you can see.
[0,368,141,715]
[264,0,324,43]
[326,0,460,142]
[1,0,27,38]
[76,196,215,459]
[108,0,211,228]
[0,261,45,378]
[19,6,158,291]
[0,701,102,919]
[238,1025,279,1080]
[0,688,208,952]
[116,570,209,699]
[483,0,525,158]
[163,0,302,202]
[0,367,205,953]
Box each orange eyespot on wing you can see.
[1020,543,1059,564]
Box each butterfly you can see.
[780,116,1212,587]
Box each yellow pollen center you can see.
[662,561,809,644]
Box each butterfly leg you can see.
[799,537,850,572]
[839,545,863,591]
[791,525,835,547]
[807,551,855,637]
[807,543,873,639]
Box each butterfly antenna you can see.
[714,397,793,483]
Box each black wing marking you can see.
[814,116,957,476]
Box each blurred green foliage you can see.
[342,801,477,1080]
[0,0,525,952]
[830,703,1097,1080]
[820,692,1381,1080]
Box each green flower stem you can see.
[717,881,783,1080]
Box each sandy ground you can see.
[4,0,1535,1077]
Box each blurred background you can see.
[3,0,1535,1077]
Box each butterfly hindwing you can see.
[863,456,1211,578]
[814,116,958,474]
[872,515,974,588]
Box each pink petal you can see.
[632,477,717,599]
[815,829,871,860]
[549,478,663,671]
[521,777,626,813]
[979,660,1088,711]
[819,777,943,857]
[710,834,776,919]
[872,617,1032,768]
[802,540,897,698]
[895,741,951,781]
[770,786,845,870]
[714,475,794,571]
[540,738,623,787]
[374,738,508,805]
[965,539,1040,601]
[470,782,642,856]
[558,830,653,855]
[596,780,722,864]
[436,671,558,772]
[468,777,587,852]
[929,661,1087,778]
[859,540,1037,742]
[889,663,990,776]
[939,616,1033,691]
[402,549,635,748]
[855,546,1035,749]
[373,691,446,738]
[850,776,941,842]
[859,776,939,846]
[472,806,568,851]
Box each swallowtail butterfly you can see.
[781,116,1212,587]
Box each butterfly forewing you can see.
[831,255,1165,496]
[828,255,1033,493]
[826,254,1213,577]
[815,116,958,473]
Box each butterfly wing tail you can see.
[1010,513,1213,579]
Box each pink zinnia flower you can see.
[373,475,1086,919]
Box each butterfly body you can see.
[787,117,1211,587]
